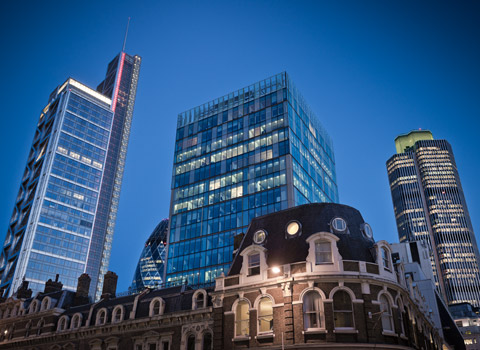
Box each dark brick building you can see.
[0,203,464,349]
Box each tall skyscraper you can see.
[387,130,480,306]
[0,52,141,299]
[131,219,169,293]
[166,72,338,286]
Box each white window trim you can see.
[71,313,83,329]
[306,232,342,273]
[95,308,108,326]
[239,245,268,283]
[41,297,52,311]
[253,294,274,336]
[299,287,327,332]
[57,315,69,332]
[377,291,395,333]
[112,305,124,324]
[29,299,39,314]
[232,298,252,338]
[192,289,207,310]
[149,297,165,317]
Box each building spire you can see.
[122,17,131,52]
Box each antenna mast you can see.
[122,17,131,52]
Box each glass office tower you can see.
[131,219,169,293]
[0,52,141,299]
[387,130,480,306]
[166,72,338,286]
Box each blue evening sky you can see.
[1,1,479,292]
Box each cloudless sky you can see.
[1,1,479,292]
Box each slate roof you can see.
[229,203,377,275]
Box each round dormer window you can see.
[286,220,301,237]
[362,223,373,239]
[331,217,347,233]
[253,230,267,244]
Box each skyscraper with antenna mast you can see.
[0,49,141,300]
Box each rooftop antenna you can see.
[122,17,131,52]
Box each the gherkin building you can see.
[131,219,168,292]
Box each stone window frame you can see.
[57,315,70,332]
[37,318,45,335]
[375,241,393,272]
[29,299,40,314]
[328,286,359,332]
[253,293,275,336]
[232,297,252,339]
[201,329,213,350]
[299,287,327,333]
[71,313,83,329]
[192,289,207,310]
[395,296,406,337]
[41,296,52,311]
[112,305,124,324]
[95,308,108,326]
[375,291,396,335]
[239,245,267,283]
[306,232,342,273]
[149,297,165,317]
[133,330,172,350]
[105,336,120,350]
[185,333,196,350]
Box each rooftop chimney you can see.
[101,271,118,299]
[43,274,63,294]
[73,274,91,306]
[15,280,33,299]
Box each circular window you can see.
[331,217,347,232]
[286,220,301,236]
[362,223,373,239]
[253,230,267,244]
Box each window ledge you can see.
[232,336,251,342]
[400,334,408,340]
[255,333,274,340]
[382,331,398,337]
[315,262,334,265]
[333,328,358,334]
[302,329,328,334]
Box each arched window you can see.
[235,300,250,337]
[397,300,406,335]
[150,298,165,316]
[41,297,50,311]
[248,253,260,276]
[11,305,18,317]
[380,295,393,331]
[96,309,107,326]
[303,291,323,330]
[187,334,195,350]
[57,316,68,332]
[29,300,39,314]
[202,332,212,350]
[333,290,354,328]
[37,319,44,335]
[381,247,391,270]
[71,313,82,329]
[315,240,332,264]
[193,290,206,310]
[25,321,31,337]
[112,306,123,323]
[258,297,273,333]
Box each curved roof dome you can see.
[229,203,376,275]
